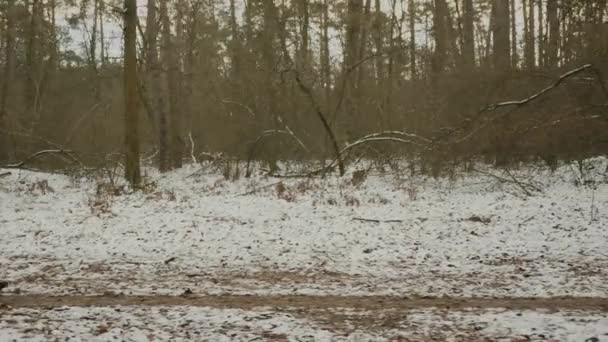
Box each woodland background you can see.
[0,0,607,176]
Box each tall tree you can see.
[463,0,475,68]
[161,0,183,169]
[525,0,536,69]
[408,0,416,79]
[123,0,141,185]
[510,0,517,67]
[546,0,559,67]
[537,0,544,67]
[0,0,15,160]
[296,0,309,70]
[492,0,511,71]
[345,0,363,72]
[431,0,449,76]
[146,0,170,171]
[320,0,331,108]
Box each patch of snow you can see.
[1,158,607,296]
[0,306,606,341]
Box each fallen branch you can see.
[0,172,11,178]
[452,64,598,144]
[292,70,345,176]
[5,150,81,169]
[483,64,593,111]
[353,217,404,223]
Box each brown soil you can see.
[1,294,607,312]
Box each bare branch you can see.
[482,64,593,111]
[291,70,346,176]
[472,168,542,196]
[451,64,599,145]
[353,217,404,223]
[4,150,81,169]
[221,99,256,118]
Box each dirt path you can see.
[2,294,608,311]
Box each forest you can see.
[1,1,608,340]
[0,0,607,181]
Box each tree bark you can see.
[525,0,536,69]
[296,0,309,71]
[432,0,449,76]
[537,0,544,68]
[345,0,363,72]
[372,0,384,84]
[161,0,183,169]
[321,0,331,110]
[510,0,517,68]
[356,0,371,88]
[546,0,558,67]
[0,0,15,160]
[146,0,170,171]
[124,0,142,185]
[463,0,475,68]
[492,0,511,71]
[408,0,416,79]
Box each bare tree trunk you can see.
[160,0,183,169]
[432,0,449,76]
[296,0,309,71]
[409,0,416,79]
[386,0,397,97]
[510,0,517,68]
[537,0,544,68]
[342,0,363,140]
[47,0,58,71]
[356,0,372,89]
[124,0,141,185]
[493,0,511,71]
[525,0,536,69]
[25,0,39,113]
[372,0,384,84]
[0,0,15,160]
[321,0,331,110]
[546,0,558,67]
[146,0,170,171]
[463,0,475,68]
[99,0,106,66]
[345,0,363,72]
[91,0,101,101]
[229,0,240,77]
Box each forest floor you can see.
[1,158,608,340]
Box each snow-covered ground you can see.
[0,305,606,341]
[1,158,608,297]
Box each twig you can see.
[472,168,541,196]
[188,132,197,164]
[353,217,404,223]
[221,99,256,117]
[504,168,543,194]
[0,172,11,178]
